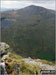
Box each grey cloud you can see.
[1,0,55,2]
[1,0,55,10]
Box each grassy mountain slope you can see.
[1,5,55,61]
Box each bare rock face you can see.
[0,42,10,57]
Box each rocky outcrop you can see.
[0,42,10,75]
[0,61,8,75]
[0,42,9,50]
[22,58,56,70]
[0,42,10,57]
[0,42,56,75]
[1,52,20,75]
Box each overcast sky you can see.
[1,0,55,10]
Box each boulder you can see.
[0,42,10,57]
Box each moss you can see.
[35,59,55,65]
[8,52,23,59]
[0,48,5,51]
[20,62,41,75]
[3,53,41,75]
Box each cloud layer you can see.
[1,0,55,10]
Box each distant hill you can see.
[1,5,55,61]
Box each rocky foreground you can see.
[0,42,56,75]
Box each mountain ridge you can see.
[1,5,55,12]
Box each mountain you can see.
[1,5,55,61]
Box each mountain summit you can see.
[24,5,46,10]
